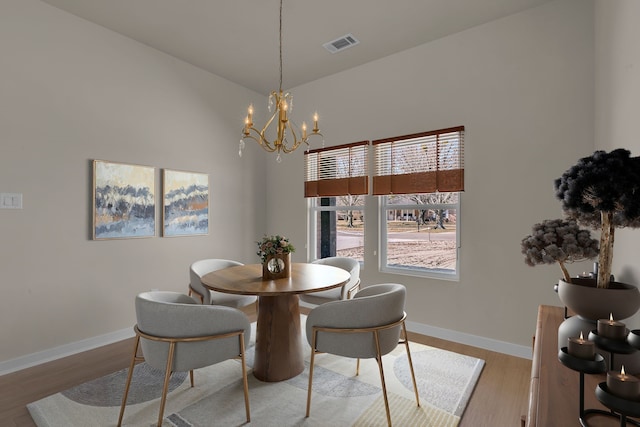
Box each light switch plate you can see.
[0,193,23,209]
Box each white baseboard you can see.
[0,327,135,377]
[406,320,532,360]
[306,300,532,359]
[0,318,532,377]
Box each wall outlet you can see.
[0,193,23,209]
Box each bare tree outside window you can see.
[311,196,365,263]
[383,193,458,275]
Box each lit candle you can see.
[567,331,595,360]
[301,122,307,139]
[607,365,640,400]
[313,112,319,132]
[597,313,626,340]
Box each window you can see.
[305,127,464,279]
[380,193,459,279]
[373,126,464,279]
[305,142,368,262]
[308,196,365,262]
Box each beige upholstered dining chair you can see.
[299,256,361,306]
[305,283,420,427]
[189,258,257,308]
[117,291,251,427]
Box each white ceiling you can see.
[40,0,553,95]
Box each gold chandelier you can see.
[239,0,322,162]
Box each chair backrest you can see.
[189,259,244,304]
[135,291,250,372]
[305,283,406,359]
[311,257,360,298]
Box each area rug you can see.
[27,330,484,427]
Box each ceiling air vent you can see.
[323,33,360,54]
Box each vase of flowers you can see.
[257,234,295,280]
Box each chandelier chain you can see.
[279,0,283,93]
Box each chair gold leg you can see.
[156,342,176,427]
[306,330,318,418]
[189,370,194,387]
[374,331,392,427]
[117,335,141,427]
[356,358,360,376]
[188,286,205,304]
[239,333,251,422]
[401,322,420,407]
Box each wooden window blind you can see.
[304,141,369,197]
[372,126,464,195]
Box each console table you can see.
[526,305,640,427]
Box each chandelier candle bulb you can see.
[597,313,627,340]
[606,366,640,400]
[313,112,319,132]
[567,331,595,360]
[302,122,307,139]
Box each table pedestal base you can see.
[254,294,304,382]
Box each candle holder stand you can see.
[589,330,636,372]
[595,383,640,427]
[559,347,607,426]
[585,330,640,426]
[627,330,640,351]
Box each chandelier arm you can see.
[258,110,279,142]
[242,133,278,152]
[280,123,301,154]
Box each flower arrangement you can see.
[256,234,295,263]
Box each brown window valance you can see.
[372,126,464,195]
[304,141,369,197]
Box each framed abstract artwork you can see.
[92,160,156,240]
[162,169,209,237]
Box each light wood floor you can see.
[0,308,532,427]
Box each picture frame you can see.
[162,169,209,237]
[92,160,156,240]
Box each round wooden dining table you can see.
[201,263,350,382]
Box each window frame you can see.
[307,196,365,264]
[379,193,460,281]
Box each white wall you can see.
[0,0,605,369]
[268,0,595,349]
[595,0,640,325]
[0,0,267,364]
